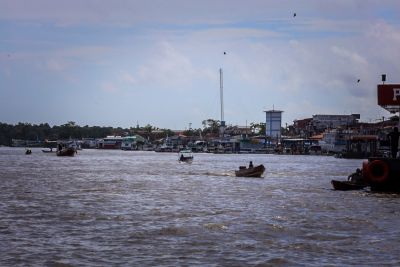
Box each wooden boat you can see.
[235,164,265,178]
[331,180,367,191]
[178,149,193,163]
[57,141,77,157]
[57,147,76,156]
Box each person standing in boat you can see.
[249,161,254,168]
[348,168,363,184]
[387,127,400,158]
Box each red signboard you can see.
[377,84,400,106]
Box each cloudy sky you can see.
[1,0,399,129]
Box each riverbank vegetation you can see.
[0,120,266,146]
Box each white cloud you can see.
[101,82,119,93]
[367,21,400,43]
[331,46,368,66]
[46,59,67,71]
[123,41,199,90]
[120,72,136,85]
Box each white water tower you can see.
[264,109,283,140]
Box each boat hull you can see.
[57,148,76,156]
[56,141,77,157]
[179,157,193,163]
[235,164,265,178]
[331,180,367,191]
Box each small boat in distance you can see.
[25,148,32,155]
[178,149,193,163]
[57,141,77,156]
[235,164,265,178]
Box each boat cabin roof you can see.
[179,149,193,154]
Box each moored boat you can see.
[235,164,265,178]
[357,83,400,192]
[361,157,400,192]
[57,141,77,156]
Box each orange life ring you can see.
[365,160,389,183]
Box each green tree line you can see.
[0,119,267,146]
[0,121,131,146]
[0,121,206,146]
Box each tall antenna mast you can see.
[220,68,224,123]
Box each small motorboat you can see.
[25,149,32,155]
[331,180,367,191]
[178,149,193,163]
[235,164,265,178]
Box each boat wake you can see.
[185,171,235,177]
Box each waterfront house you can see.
[97,136,123,149]
[319,129,347,153]
[121,135,146,150]
[239,135,266,153]
[81,138,97,149]
[341,135,379,158]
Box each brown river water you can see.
[1,147,400,266]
